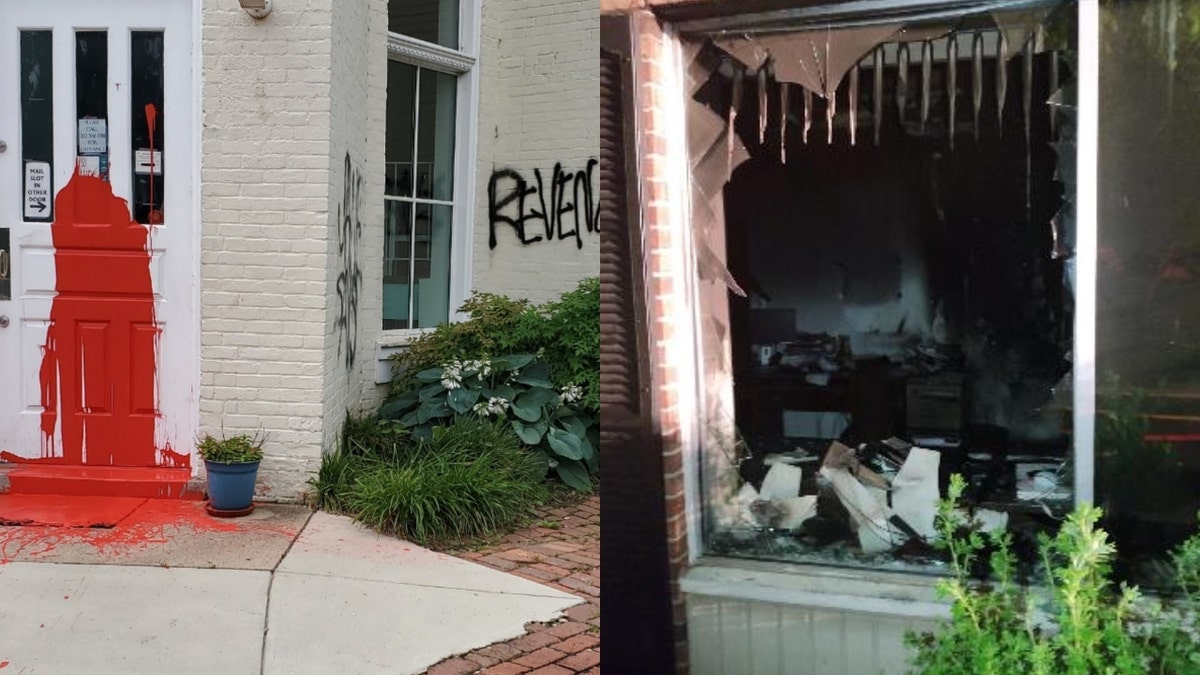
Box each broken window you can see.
[688,0,1083,575]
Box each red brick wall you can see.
[630,9,692,673]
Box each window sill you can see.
[680,556,951,619]
[375,329,434,384]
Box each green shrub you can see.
[537,277,600,411]
[309,417,548,544]
[906,475,1200,675]
[380,354,597,491]
[390,278,599,412]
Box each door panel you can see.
[0,1,196,468]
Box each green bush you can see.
[309,417,548,544]
[906,475,1200,675]
[380,353,597,491]
[391,278,599,412]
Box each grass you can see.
[310,416,550,545]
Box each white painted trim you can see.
[190,0,203,466]
[387,32,474,74]
[681,559,951,620]
[384,195,455,207]
[1074,0,1098,506]
[448,0,480,323]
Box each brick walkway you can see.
[426,494,600,675]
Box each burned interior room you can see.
[690,3,1082,569]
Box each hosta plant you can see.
[380,354,597,490]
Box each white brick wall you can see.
[322,0,387,451]
[197,0,597,499]
[200,0,336,501]
[472,0,600,304]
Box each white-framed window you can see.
[384,0,479,331]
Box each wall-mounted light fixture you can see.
[238,0,272,19]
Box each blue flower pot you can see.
[204,459,261,511]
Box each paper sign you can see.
[76,156,101,177]
[78,118,107,155]
[24,161,51,219]
[135,149,163,175]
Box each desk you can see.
[735,362,907,447]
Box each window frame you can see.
[663,0,1100,567]
[382,0,480,338]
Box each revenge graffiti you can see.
[336,153,363,371]
[488,159,599,250]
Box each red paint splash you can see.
[0,500,301,564]
[38,171,159,467]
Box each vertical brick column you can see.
[631,10,692,673]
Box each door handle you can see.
[0,140,6,153]
[0,316,8,328]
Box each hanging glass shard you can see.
[896,43,909,130]
[849,64,859,146]
[947,34,957,151]
[729,67,743,180]
[1023,35,1033,144]
[1049,51,1059,136]
[997,31,1008,137]
[873,47,883,146]
[920,41,932,135]
[826,78,838,145]
[758,65,768,145]
[803,86,812,144]
[780,82,790,163]
[1023,34,1033,213]
[972,32,983,142]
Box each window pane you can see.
[1096,0,1200,588]
[383,200,413,329]
[385,61,416,198]
[131,31,165,224]
[416,69,457,201]
[383,201,452,330]
[389,0,459,50]
[411,203,452,328]
[20,30,53,222]
[75,31,109,181]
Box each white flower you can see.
[560,384,585,405]
[548,458,559,468]
[440,360,466,390]
[472,396,509,418]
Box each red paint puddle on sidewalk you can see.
[38,171,160,468]
[0,500,302,564]
[0,495,145,528]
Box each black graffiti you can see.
[488,159,599,250]
[336,153,363,371]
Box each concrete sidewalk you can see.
[0,501,582,674]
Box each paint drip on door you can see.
[36,170,161,466]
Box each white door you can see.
[0,1,197,468]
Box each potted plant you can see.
[197,432,265,517]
